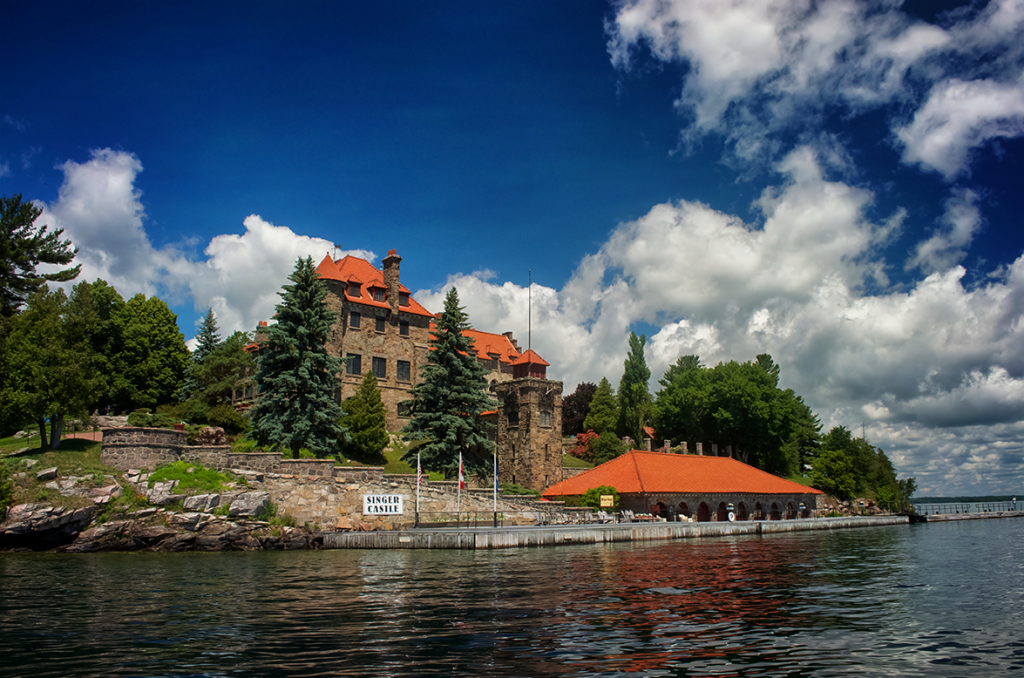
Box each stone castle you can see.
[241,249,565,493]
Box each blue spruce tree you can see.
[249,256,345,458]
[402,287,496,479]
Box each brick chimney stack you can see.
[383,249,402,313]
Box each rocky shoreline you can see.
[0,502,322,552]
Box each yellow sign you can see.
[600,495,614,508]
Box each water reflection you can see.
[2,521,1024,676]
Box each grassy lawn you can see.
[340,440,446,480]
[786,474,815,487]
[1,436,112,509]
[562,454,593,469]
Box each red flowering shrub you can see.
[570,430,599,463]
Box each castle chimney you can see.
[383,249,402,313]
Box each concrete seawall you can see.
[324,515,907,550]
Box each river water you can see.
[2,518,1023,677]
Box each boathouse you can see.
[542,451,824,521]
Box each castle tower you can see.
[494,350,563,491]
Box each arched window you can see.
[770,502,781,520]
[737,502,748,521]
[717,502,729,522]
[678,502,690,518]
[697,502,711,522]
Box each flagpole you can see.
[416,451,421,528]
[458,452,463,527]
[493,447,498,528]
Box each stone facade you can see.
[494,378,564,492]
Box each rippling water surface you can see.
[3,519,1024,677]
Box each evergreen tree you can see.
[0,194,80,317]
[178,308,221,402]
[401,287,496,478]
[616,332,653,444]
[249,256,344,458]
[341,372,389,462]
[583,377,618,436]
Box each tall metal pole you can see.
[528,269,531,353]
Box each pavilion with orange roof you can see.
[542,450,824,521]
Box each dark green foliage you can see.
[115,294,191,410]
[654,353,805,476]
[126,411,178,428]
[583,377,618,436]
[590,433,627,465]
[581,485,619,510]
[248,256,344,458]
[0,460,13,514]
[810,425,915,508]
[561,381,597,436]
[207,403,249,433]
[811,448,857,502]
[341,372,389,462]
[0,285,103,448]
[498,483,540,497]
[401,287,496,478]
[192,331,256,406]
[0,194,80,318]
[616,332,653,444]
[178,308,221,402]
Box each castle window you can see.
[348,283,361,298]
[507,406,519,428]
[540,411,552,427]
[399,320,409,336]
[398,401,411,417]
[399,292,409,307]
[346,353,361,375]
[372,356,387,379]
[350,311,360,329]
[397,360,411,382]
[372,288,385,302]
[375,316,386,333]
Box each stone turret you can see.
[383,249,401,313]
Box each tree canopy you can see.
[561,381,596,436]
[583,377,617,436]
[249,256,345,457]
[1,194,80,317]
[401,287,496,478]
[616,332,653,444]
[178,308,221,402]
[341,372,389,462]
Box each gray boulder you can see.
[228,491,270,518]
[36,467,58,481]
[183,493,221,512]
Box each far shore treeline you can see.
[1,194,916,510]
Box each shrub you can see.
[499,483,540,497]
[207,403,250,433]
[232,437,260,453]
[0,460,14,515]
[569,430,599,463]
[581,485,619,510]
[127,411,179,429]
[590,434,627,465]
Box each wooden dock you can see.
[323,515,908,550]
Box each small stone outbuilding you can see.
[542,450,824,521]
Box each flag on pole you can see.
[459,453,466,490]
[493,449,498,514]
[417,453,423,486]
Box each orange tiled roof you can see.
[429,324,521,364]
[315,254,434,317]
[510,348,549,366]
[542,451,824,498]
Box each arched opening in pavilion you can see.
[770,502,781,520]
[786,502,796,520]
[697,502,711,522]
[717,502,729,522]
[754,502,764,520]
[678,502,691,518]
[737,502,748,521]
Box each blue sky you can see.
[4,0,1024,496]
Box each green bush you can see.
[582,485,619,510]
[233,437,260,453]
[499,483,540,497]
[208,403,250,433]
[127,411,179,429]
[0,460,15,515]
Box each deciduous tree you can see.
[401,287,496,478]
[561,381,596,436]
[249,256,345,458]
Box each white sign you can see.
[363,494,404,515]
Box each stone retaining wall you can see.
[101,428,555,528]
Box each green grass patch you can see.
[339,438,445,479]
[562,454,594,469]
[148,460,236,494]
[0,437,116,509]
[499,483,540,497]
[785,474,815,487]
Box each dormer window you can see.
[347,282,361,298]
[399,292,410,307]
[372,288,384,302]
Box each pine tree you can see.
[616,331,653,444]
[583,377,617,436]
[401,287,496,478]
[249,256,344,458]
[178,308,221,402]
[340,372,389,462]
